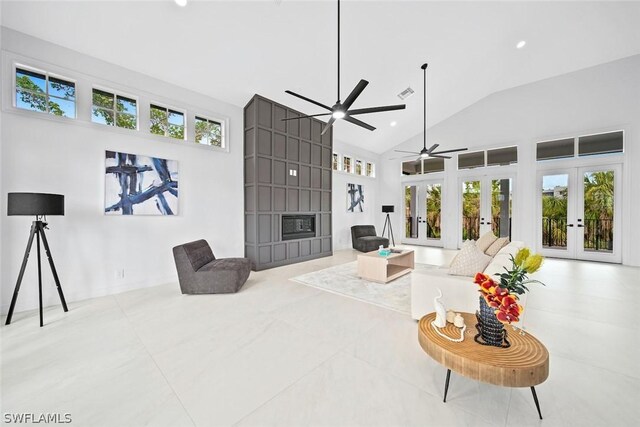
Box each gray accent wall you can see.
[244,95,333,270]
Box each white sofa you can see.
[410,241,525,320]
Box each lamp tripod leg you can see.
[382,216,388,239]
[38,222,68,312]
[384,213,395,246]
[5,222,37,326]
[36,227,43,327]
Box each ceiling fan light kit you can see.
[393,63,468,161]
[283,0,405,135]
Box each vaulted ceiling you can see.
[3,1,640,153]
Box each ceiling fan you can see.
[393,63,468,160]
[282,0,406,136]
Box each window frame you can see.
[536,137,576,162]
[343,155,353,173]
[149,102,186,141]
[577,130,624,157]
[194,115,225,148]
[5,55,232,153]
[365,162,375,177]
[14,64,77,119]
[91,86,139,130]
[355,159,363,175]
[486,146,518,167]
[458,151,486,170]
[536,130,624,163]
[332,152,341,171]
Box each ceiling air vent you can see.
[397,87,414,100]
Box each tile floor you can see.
[1,246,639,426]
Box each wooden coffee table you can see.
[357,249,414,283]
[418,312,549,419]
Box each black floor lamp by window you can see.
[6,193,68,327]
[381,205,395,247]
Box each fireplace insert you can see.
[282,214,316,241]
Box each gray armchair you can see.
[172,239,251,294]
[351,225,389,253]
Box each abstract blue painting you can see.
[105,151,179,215]
[347,183,364,213]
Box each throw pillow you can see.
[448,242,492,277]
[475,231,498,253]
[448,240,474,267]
[485,237,510,257]
[484,241,525,277]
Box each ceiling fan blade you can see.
[285,90,332,111]
[281,113,331,121]
[429,148,469,155]
[394,149,420,154]
[341,79,369,110]
[321,117,336,135]
[343,115,376,131]
[428,154,451,159]
[388,155,418,160]
[347,104,406,116]
[427,143,440,153]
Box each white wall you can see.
[380,54,640,266]
[331,140,381,250]
[0,28,245,313]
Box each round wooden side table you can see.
[418,312,549,419]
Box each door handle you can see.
[486,222,492,225]
[577,224,584,228]
[567,224,574,227]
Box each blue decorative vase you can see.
[475,296,510,348]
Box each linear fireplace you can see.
[282,214,316,241]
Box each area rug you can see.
[291,261,438,315]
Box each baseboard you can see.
[0,275,176,315]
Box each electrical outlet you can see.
[114,269,125,279]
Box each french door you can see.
[460,175,514,245]
[537,164,621,263]
[403,181,443,246]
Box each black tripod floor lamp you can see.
[381,205,396,247]
[6,192,68,327]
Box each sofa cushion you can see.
[485,237,510,256]
[199,257,251,273]
[496,240,525,257]
[448,242,492,277]
[475,231,498,252]
[181,239,215,271]
[483,241,525,278]
[351,225,377,239]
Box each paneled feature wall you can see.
[244,95,332,270]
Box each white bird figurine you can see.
[433,288,447,328]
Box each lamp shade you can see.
[382,205,394,213]
[7,193,65,216]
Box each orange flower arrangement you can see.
[473,248,545,324]
[474,273,524,324]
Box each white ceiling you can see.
[2,1,640,154]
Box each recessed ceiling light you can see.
[175,0,188,7]
[516,40,526,49]
[390,121,397,127]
